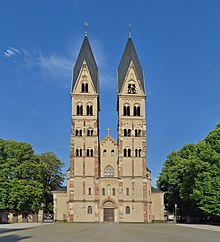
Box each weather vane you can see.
[128,23,132,38]
[84,21,88,36]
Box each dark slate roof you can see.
[72,36,98,93]
[117,37,144,94]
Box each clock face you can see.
[127,80,136,94]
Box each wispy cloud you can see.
[4,47,21,58]
[0,96,43,117]
[20,48,74,79]
[4,46,74,87]
[37,52,73,78]
[3,38,114,88]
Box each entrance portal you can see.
[104,208,114,223]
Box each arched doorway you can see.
[103,201,115,223]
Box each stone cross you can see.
[107,128,111,135]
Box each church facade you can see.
[52,34,164,223]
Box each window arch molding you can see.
[125,206,130,214]
[87,127,93,136]
[75,146,83,157]
[76,103,83,115]
[75,127,83,136]
[123,104,130,116]
[87,206,92,214]
[86,103,93,116]
[111,149,115,157]
[123,146,132,157]
[86,147,93,157]
[81,81,88,93]
[133,104,141,116]
[135,147,141,157]
[103,149,107,157]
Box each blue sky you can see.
[1,0,220,186]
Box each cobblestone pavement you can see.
[0,223,220,242]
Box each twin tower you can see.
[53,34,164,223]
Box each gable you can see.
[72,60,97,95]
[120,61,145,96]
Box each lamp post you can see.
[174,203,177,224]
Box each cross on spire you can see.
[107,128,111,135]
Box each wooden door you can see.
[104,208,114,223]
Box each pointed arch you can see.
[104,165,114,177]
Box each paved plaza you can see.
[0,223,220,242]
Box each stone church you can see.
[53,33,164,223]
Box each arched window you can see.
[81,83,89,93]
[77,104,83,115]
[81,83,84,92]
[124,129,131,137]
[76,129,82,136]
[87,149,93,157]
[87,105,93,115]
[103,149,107,157]
[87,128,93,136]
[135,129,141,137]
[124,149,127,157]
[87,206,92,214]
[128,149,131,157]
[126,206,130,214]
[112,188,116,196]
[88,187,92,195]
[134,105,140,116]
[76,148,83,157]
[85,83,88,92]
[111,150,114,157]
[135,149,141,157]
[123,105,130,116]
[104,165,114,177]
[126,188,129,196]
[102,188,105,195]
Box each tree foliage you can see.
[0,139,65,212]
[157,124,220,220]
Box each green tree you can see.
[157,124,220,220]
[0,139,64,212]
[34,152,65,211]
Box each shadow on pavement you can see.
[0,234,32,242]
[0,228,32,242]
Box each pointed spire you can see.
[117,37,144,94]
[72,35,98,93]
